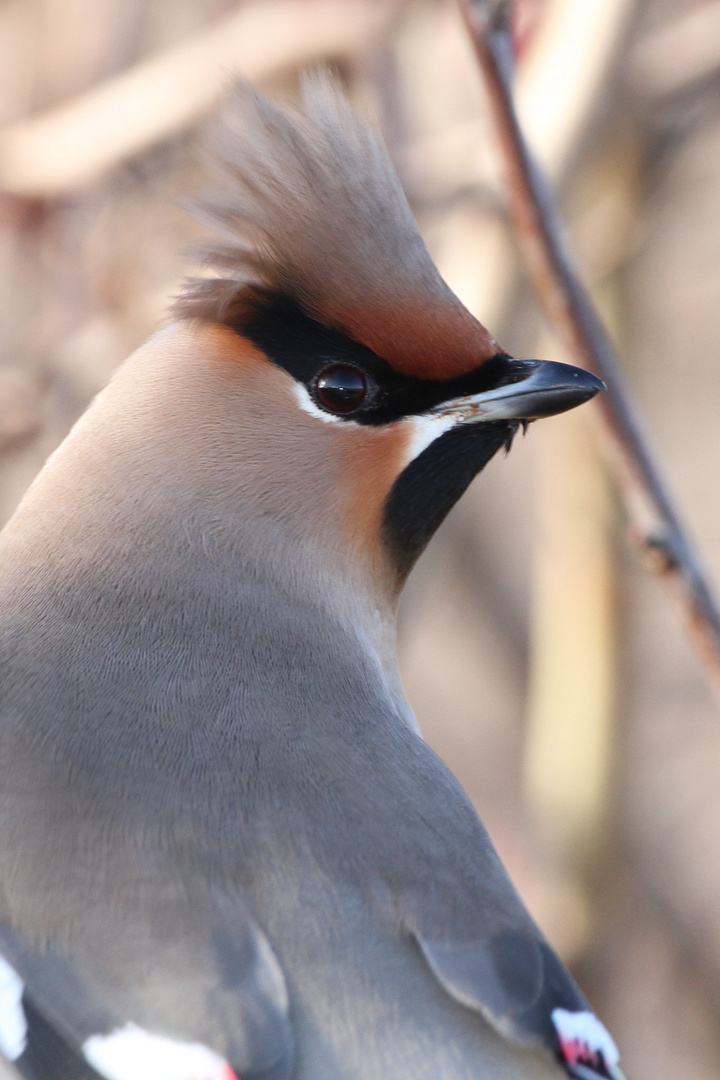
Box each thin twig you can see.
[459,0,720,697]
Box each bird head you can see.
[168,77,602,606]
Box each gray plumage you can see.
[0,80,620,1080]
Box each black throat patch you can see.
[238,293,517,577]
[381,422,515,581]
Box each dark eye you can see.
[315,365,368,414]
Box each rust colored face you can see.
[333,296,501,381]
[181,323,411,594]
[173,83,603,600]
[161,305,600,604]
[222,296,602,591]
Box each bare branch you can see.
[459,0,720,697]
[0,0,396,197]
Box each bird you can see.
[0,76,623,1080]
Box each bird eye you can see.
[314,365,368,414]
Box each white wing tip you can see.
[551,1007,624,1079]
[83,1023,237,1080]
[0,955,27,1061]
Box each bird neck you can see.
[2,322,417,732]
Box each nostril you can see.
[494,361,538,387]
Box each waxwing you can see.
[0,77,622,1080]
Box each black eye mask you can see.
[239,293,524,425]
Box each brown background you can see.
[0,1,719,1076]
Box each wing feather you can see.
[0,902,293,1080]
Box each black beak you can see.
[440,359,605,423]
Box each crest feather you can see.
[175,76,500,379]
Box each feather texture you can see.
[174,76,500,379]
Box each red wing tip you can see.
[551,1007,623,1080]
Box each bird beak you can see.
[435,359,605,424]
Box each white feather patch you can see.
[401,412,456,466]
[83,1023,235,1080]
[552,1008,619,1070]
[291,380,517,466]
[0,955,26,1061]
[293,383,342,424]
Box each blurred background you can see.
[0,0,719,1075]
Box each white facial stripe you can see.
[551,1008,620,1070]
[292,381,511,464]
[402,412,457,467]
[0,955,26,1061]
[293,383,341,424]
[83,1024,234,1080]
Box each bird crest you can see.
[175,76,499,379]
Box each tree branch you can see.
[459,0,720,697]
[0,0,395,197]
